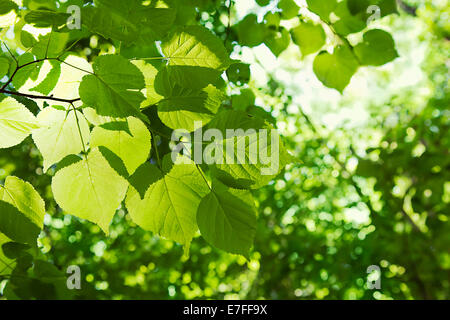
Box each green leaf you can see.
[126,154,209,252]
[0,200,41,245]
[30,60,61,95]
[90,117,151,175]
[51,148,129,234]
[347,0,398,17]
[137,7,176,40]
[264,27,291,57]
[306,0,338,22]
[0,0,17,15]
[264,12,281,28]
[33,260,65,281]
[162,26,231,71]
[158,85,224,132]
[197,180,257,257]
[81,2,139,42]
[156,68,224,131]
[132,60,163,107]
[247,106,277,126]
[347,0,370,15]
[377,0,398,16]
[256,0,271,6]
[32,259,75,299]
[0,97,39,149]
[79,55,146,117]
[1,242,30,259]
[291,22,326,56]
[20,30,36,48]
[226,63,251,85]
[97,146,129,179]
[82,107,123,127]
[160,65,224,91]
[12,53,42,90]
[82,0,175,42]
[0,176,46,229]
[32,107,90,172]
[332,0,366,36]
[0,55,10,78]
[203,110,289,189]
[232,89,256,111]
[0,234,16,276]
[236,14,267,48]
[354,29,399,66]
[278,0,300,20]
[24,9,70,28]
[313,45,359,93]
[163,0,196,25]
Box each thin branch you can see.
[397,0,417,16]
[0,89,80,104]
[224,0,233,42]
[0,56,86,103]
[1,58,47,90]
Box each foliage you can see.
[0,0,448,300]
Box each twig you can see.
[225,0,233,42]
[0,89,80,104]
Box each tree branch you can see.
[0,89,81,104]
[0,58,47,91]
[397,0,417,16]
[0,56,83,104]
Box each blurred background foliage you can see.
[0,0,449,299]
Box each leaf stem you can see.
[179,138,212,190]
[131,57,167,61]
[53,58,94,75]
[196,164,212,191]
[71,104,87,155]
[149,130,162,168]
[1,41,18,64]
